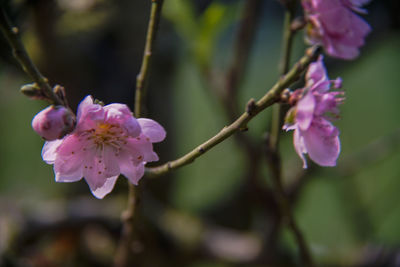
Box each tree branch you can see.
[146,45,322,177]
[0,7,63,105]
[135,0,164,117]
[265,1,315,266]
[224,0,263,120]
[114,1,164,266]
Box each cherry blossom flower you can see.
[284,57,344,168]
[302,0,371,59]
[41,95,166,199]
[32,105,75,141]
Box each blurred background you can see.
[0,0,399,266]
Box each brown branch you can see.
[135,0,164,117]
[224,0,263,120]
[146,45,322,177]
[0,7,64,105]
[265,1,315,266]
[114,1,164,266]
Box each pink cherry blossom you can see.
[41,95,166,199]
[284,57,344,168]
[302,0,371,59]
[32,105,75,141]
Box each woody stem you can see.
[113,1,164,266]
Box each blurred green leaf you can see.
[163,0,197,41]
[163,1,238,68]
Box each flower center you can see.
[84,123,128,149]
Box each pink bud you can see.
[32,105,75,141]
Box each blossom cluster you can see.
[302,0,371,59]
[284,57,344,168]
[34,96,165,198]
[281,0,372,167]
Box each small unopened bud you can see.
[283,107,296,131]
[288,89,304,106]
[53,85,68,106]
[280,88,292,103]
[21,83,45,99]
[32,105,76,141]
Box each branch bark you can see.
[146,45,322,177]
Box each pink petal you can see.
[54,150,85,182]
[42,139,63,164]
[137,118,166,143]
[55,134,85,156]
[55,167,83,183]
[326,41,360,60]
[306,56,329,87]
[102,146,121,177]
[301,118,340,167]
[126,136,159,163]
[350,12,372,40]
[87,175,119,199]
[51,134,86,182]
[296,92,316,131]
[321,10,370,60]
[104,104,141,137]
[120,160,145,185]
[320,6,352,35]
[294,128,308,168]
[306,0,371,60]
[77,95,94,121]
[314,92,342,116]
[80,146,121,198]
[76,96,104,131]
[82,147,120,184]
[119,143,144,166]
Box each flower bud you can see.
[20,83,45,100]
[32,105,76,140]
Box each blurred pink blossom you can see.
[42,95,166,198]
[32,105,75,141]
[302,0,371,59]
[284,57,344,168]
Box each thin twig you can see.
[146,45,322,177]
[266,139,315,267]
[225,0,264,182]
[199,1,264,205]
[224,0,263,121]
[220,0,267,220]
[135,0,164,117]
[114,1,164,266]
[265,1,315,266]
[0,7,63,105]
[268,0,296,152]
